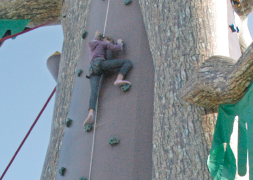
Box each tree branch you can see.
[178,42,253,110]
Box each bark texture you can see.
[0,0,62,27]
[179,43,253,110]
[40,0,91,179]
[138,0,218,179]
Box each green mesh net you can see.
[207,82,253,179]
[0,19,30,38]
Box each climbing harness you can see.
[0,87,56,180]
[89,59,105,76]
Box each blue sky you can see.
[0,25,63,180]
[0,14,253,180]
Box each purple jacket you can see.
[88,37,123,63]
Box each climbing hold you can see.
[84,123,93,132]
[77,69,83,77]
[79,177,87,180]
[63,15,66,18]
[82,30,88,39]
[121,83,131,92]
[124,0,132,5]
[59,167,66,176]
[229,24,237,32]
[236,26,240,33]
[66,118,72,127]
[108,137,120,145]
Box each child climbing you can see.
[83,30,133,126]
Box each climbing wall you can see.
[55,0,154,179]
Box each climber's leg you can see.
[100,59,133,86]
[83,75,101,126]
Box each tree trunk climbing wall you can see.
[55,1,154,179]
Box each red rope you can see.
[0,87,56,180]
[0,19,57,43]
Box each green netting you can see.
[0,19,30,38]
[207,82,253,179]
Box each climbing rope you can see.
[0,87,56,180]
[88,77,103,180]
[103,0,111,36]
[0,19,57,43]
[88,1,112,179]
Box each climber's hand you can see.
[95,30,101,38]
[117,39,123,44]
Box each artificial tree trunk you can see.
[40,0,253,179]
[138,0,218,179]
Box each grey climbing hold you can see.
[108,137,120,145]
[77,69,83,77]
[79,177,87,180]
[82,30,88,39]
[84,123,93,132]
[124,0,132,5]
[66,118,72,127]
[229,24,237,32]
[121,83,131,92]
[59,167,66,176]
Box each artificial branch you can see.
[178,42,253,110]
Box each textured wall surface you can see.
[138,0,218,179]
[40,0,91,179]
[0,0,62,27]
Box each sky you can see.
[0,25,63,180]
[0,12,253,180]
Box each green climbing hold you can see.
[82,30,88,39]
[59,167,66,176]
[229,24,237,33]
[124,0,132,5]
[121,83,131,92]
[108,137,120,145]
[66,118,72,127]
[84,123,92,132]
[79,176,87,180]
[77,69,83,77]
